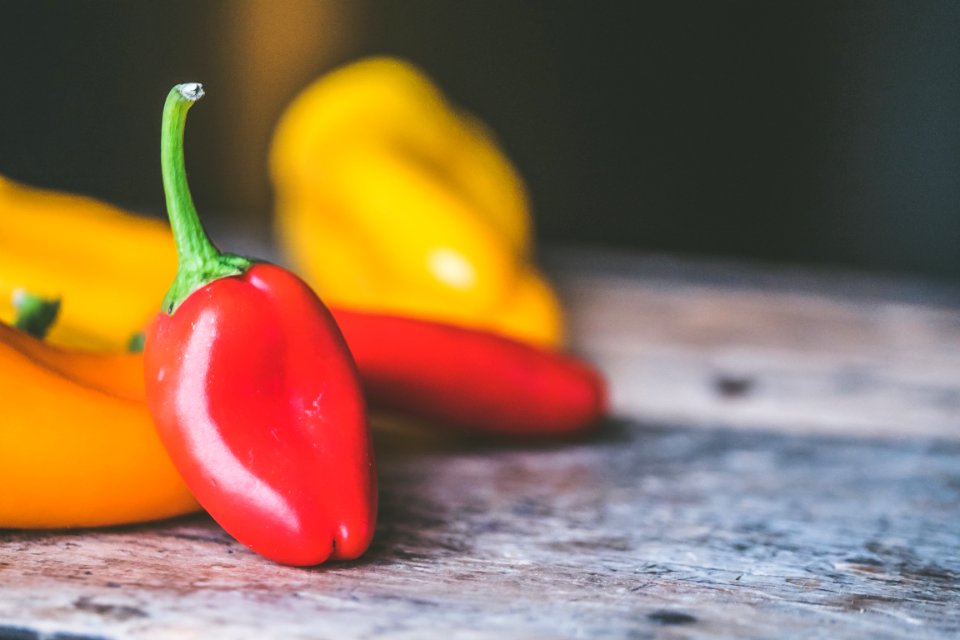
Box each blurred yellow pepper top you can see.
[270,57,565,348]
[0,179,198,527]
[0,175,176,351]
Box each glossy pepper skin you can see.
[146,263,375,564]
[270,57,564,349]
[334,309,606,436]
[0,319,198,529]
[0,175,176,351]
[145,83,375,566]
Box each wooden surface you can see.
[552,249,960,440]
[2,250,959,639]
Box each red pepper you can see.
[143,83,376,566]
[332,309,607,436]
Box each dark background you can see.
[1,1,958,278]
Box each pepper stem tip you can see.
[176,82,204,102]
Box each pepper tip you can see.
[176,83,204,102]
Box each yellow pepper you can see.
[0,175,176,351]
[0,319,198,528]
[0,181,196,527]
[270,57,565,349]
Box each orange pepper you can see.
[0,320,198,528]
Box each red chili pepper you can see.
[143,83,376,566]
[332,309,607,436]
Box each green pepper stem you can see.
[12,290,61,339]
[127,331,146,353]
[160,83,250,314]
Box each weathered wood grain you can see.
[1,425,957,639]
[1,250,958,639]
[552,249,960,439]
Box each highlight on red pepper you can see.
[143,83,377,566]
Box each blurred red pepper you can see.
[144,83,376,566]
[333,309,607,436]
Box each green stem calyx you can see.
[12,289,61,339]
[160,82,250,314]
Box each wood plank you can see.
[550,249,960,439]
[1,424,957,639]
